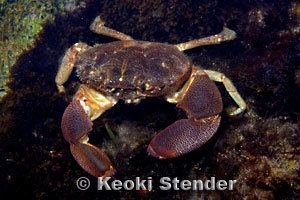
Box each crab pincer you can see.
[61,85,117,177]
[147,68,223,158]
[56,15,246,176]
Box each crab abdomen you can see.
[75,40,191,100]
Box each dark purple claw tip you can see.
[147,145,165,159]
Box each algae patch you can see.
[0,0,86,99]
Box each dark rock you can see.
[0,0,299,199]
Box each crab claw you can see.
[148,67,223,159]
[61,85,117,177]
[70,142,116,177]
[61,99,115,177]
[147,116,220,158]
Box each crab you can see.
[55,16,246,177]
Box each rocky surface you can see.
[0,0,299,199]
[0,0,87,99]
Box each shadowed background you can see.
[0,0,299,199]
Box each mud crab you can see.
[55,16,246,177]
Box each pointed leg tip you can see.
[222,27,237,40]
[227,106,246,116]
[56,85,65,94]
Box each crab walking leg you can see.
[61,84,117,177]
[55,43,90,93]
[90,16,133,41]
[148,67,223,159]
[174,28,236,51]
[204,69,246,116]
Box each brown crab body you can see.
[75,40,192,101]
[55,16,246,177]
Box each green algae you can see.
[0,0,85,99]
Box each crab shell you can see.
[75,40,192,103]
